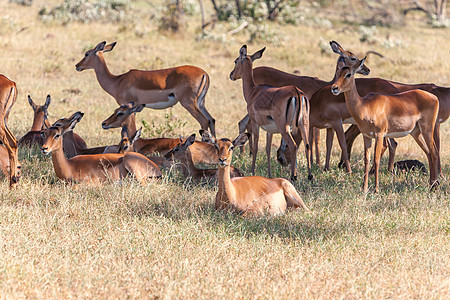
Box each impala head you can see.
[331,57,367,95]
[118,126,141,153]
[102,103,144,129]
[229,45,266,81]
[330,41,370,76]
[164,134,195,160]
[75,41,117,71]
[41,120,77,155]
[200,130,250,167]
[27,94,51,130]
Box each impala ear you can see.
[71,111,84,123]
[103,42,116,53]
[64,119,78,133]
[250,47,266,62]
[94,41,106,52]
[44,95,51,109]
[239,45,247,57]
[131,128,141,144]
[330,41,345,55]
[355,56,367,73]
[27,95,38,111]
[200,129,216,145]
[183,133,196,149]
[130,104,145,114]
[232,132,250,147]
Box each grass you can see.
[0,0,449,298]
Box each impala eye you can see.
[351,57,357,61]
[229,145,235,150]
[117,112,124,116]
[85,52,89,57]
[345,73,352,78]
[55,134,60,139]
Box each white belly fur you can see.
[384,130,412,138]
[343,117,356,124]
[261,121,280,133]
[145,94,178,109]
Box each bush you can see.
[38,0,128,25]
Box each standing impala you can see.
[0,75,19,187]
[201,130,308,216]
[75,41,216,136]
[42,113,161,184]
[230,45,311,181]
[331,58,440,193]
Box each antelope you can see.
[164,133,243,181]
[18,95,51,147]
[118,126,173,169]
[342,83,449,173]
[230,45,311,181]
[238,41,371,163]
[331,57,440,193]
[102,103,218,164]
[42,113,161,184]
[201,130,308,216]
[52,110,118,157]
[0,144,21,180]
[0,75,19,187]
[75,41,216,136]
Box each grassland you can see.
[0,0,449,298]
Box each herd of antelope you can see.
[0,40,447,216]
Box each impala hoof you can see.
[308,174,314,181]
[11,175,19,184]
[337,160,345,169]
[290,175,297,182]
[430,180,440,191]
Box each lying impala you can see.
[42,113,161,184]
[0,75,19,187]
[238,41,371,163]
[76,41,216,136]
[19,95,51,147]
[118,126,173,169]
[102,103,218,164]
[201,130,308,216]
[331,57,440,193]
[164,133,243,181]
[230,45,311,181]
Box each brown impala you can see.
[331,57,440,193]
[75,41,216,136]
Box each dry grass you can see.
[0,0,449,298]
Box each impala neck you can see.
[343,77,364,119]
[93,53,119,97]
[30,113,45,131]
[51,139,73,180]
[242,62,256,102]
[217,161,234,201]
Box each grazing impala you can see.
[42,114,161,184]
[76,41,216,136]
[230,45,311,181]
[102,103,218,164]
[201,130,308,216]
[238,41,371,163]
[164,134,243,181]
[331,58,440,193]
[19,95,51,147]
[0,75,19,187]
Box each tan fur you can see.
[75,41,215,135]
[331,58,440,193]
[201,130,308,217]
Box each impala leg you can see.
[386,138,398,173]
[266,132,273,178]
[0,125,19,188]
[333,121,351,173]
[313,127,321,166]
[324,128,334,172]
[238,114,250,156]
[412,125,439,187]
[279,128,298,181]
[434,122,441,176]
[181,102,211,135]
[373,134,384,194]
[339,124,360,168]
[363,137,372,193]
[251,122,260,176]
[298,122,312,181]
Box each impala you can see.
[201,130,308,216]
[102,103,218,164]
[18,95,51,147]
[230,45,311,181]
[331,58,440,193]
[164,133,243,181]
[238,41,371,163]
[118,126,173,168]
[42,114,161,184]
[76,41,216,135]
[0,75,19,187]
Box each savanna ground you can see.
[0,0,449,298]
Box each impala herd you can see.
[0,40,447,216]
